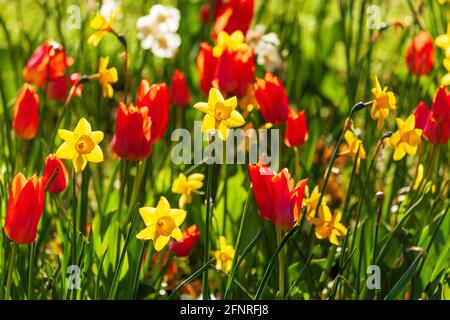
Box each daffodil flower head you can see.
[343,130,366,172]
[388,114,422,161]
[214,236,235,273]
[136,196,186,251]
[312,204,347,246]
[213,31,247,57]
[171,173,205,209]
[87,8,120,46]
[435,23,450,50]
[371,77,397,130]
[93,57,118,98]
[303,186,326,222]
[193,88,245,140]
[55,118,104,173]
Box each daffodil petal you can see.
[74,118,92,136]
[85,145,104,163]
[170,209,187,226]
[139,207,157,226]
[154,235,170,251]
[55,142,76,159]
[170,228,183,241]
[136,226,155,240]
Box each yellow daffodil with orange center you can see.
[56,118,104,173]
[194,88,245,140]
[171,173,205,209]
[136,196,186,251]
[89,57,118,98]
[343,130,366,171]
[371,77,396,129]
[214,236,235,273]
[303,186,326,222]
[87,8,120,46]
[312,204,347,246]
[388,114,422,161]
[213,31,247,57]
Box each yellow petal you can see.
[139,207,157,226]
[226,110,245,127]
[74,118,92,136]
[170,209,187,226]
[224,96,237,109]
[193,102,209,114]
[136,226,155,240]
[58,129,75,143]
[171,228,183,241]
[201,114,216,133]
[73,154,87,173]
[188,173,205,181]
[157,196,171,214]
[154,235,170,251]
[329,231,340,246]
[208,88,224,108]
[435,34,450,48]
[404,115,415,131]
[56,142,76,159]
[90,131,104,144]
[85,145,104,163]
[218,121,229,140]
[393,147,406,161]
[90,14,107,29]
[87,32,105,47]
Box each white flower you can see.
[100,0,121,20]
[247,25,282,71]
[136,4,181,58]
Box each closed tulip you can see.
[12,84,40,140]
[43,154,69,193]
[285,109,308,147]
[248,159,307,231]
[46,73,84,101]
[406,31,434,76]
[169,224,201,257]
[137,80,170,142]
[254,71,289,124]
[171,70,191,107]
[212,0,255,39]
[112,102,152,160]
[4,173,45,244]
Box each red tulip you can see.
[169,224,201,257]
[112,102,152,160]
[285,109,308,147]
[12,84,40,140]
[171,70,191,107]
[4,173,45,244]
[254,71,289,124]
[413,88,450,144]
[22,40,72,88]
[248,159,307,231]
[212,0,255,39]
[406,31,434,76]
[136,80,170,142]
[196,42,255,96]
[43,154,69,193]
[46,73,84,101]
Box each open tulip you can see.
[43,154,69,193]
[171,69,191,107]
[4,173,45,244]
[137,80,170,142]
[112,102,152,160]
[248,159,307,231]
[22,40,72,88]
[284,109,308,147]
[169,224,200,257]
[254,71,289,124]
[406,31,434,76]
[12,84,40,140]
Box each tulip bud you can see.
[169,224,201,257]
[12,84,40,140]
[254,71,289,124]
[43,154,69,193]
[171,70,191,107]
[285,109,308,147]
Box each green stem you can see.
[71,172,77,270]
[27,243,35,299]
[276,228,285,299]
[125,160,144,223]
[202,161,214,300]
[5,243,18,300]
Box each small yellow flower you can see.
[194,88,245,140]
[388,114,422,161]
[91,57,118,98]
[55,118,104,173]
[87,8,120,46]
[312,204,347,246]
[439,0,450,4]
[213,31,247,57]
[136,196,186,251]
[303,186,326,222]
[371,77,396,130]
[172,173,205,209]
[343,130,366,172]
[214,236,235,273]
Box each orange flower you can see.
[254,71,289,124]
[137,80,170,142]
[43,154,69,193]
[4,173,45,244]
[248,159,307,231]
[12,84,40,140]
[111,102,152,160]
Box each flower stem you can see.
[125,160,144,224]
[71,172,78,289]
[202,161,213,300]
[5,243,18,300]
[276,228,285,299]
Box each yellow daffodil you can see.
[343,130,366,172]
[213,31,247,57]
[172,173,205,209]
[90,57,118,98]
[312,204,347,246]
[87,8,120,46]
[388,114,422,161]
[371,77,397,130]
[193,88,245,140]
[214,236,235,273]
[303,186,326,222]
[55,118,104,173]
[136,196,186,251]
